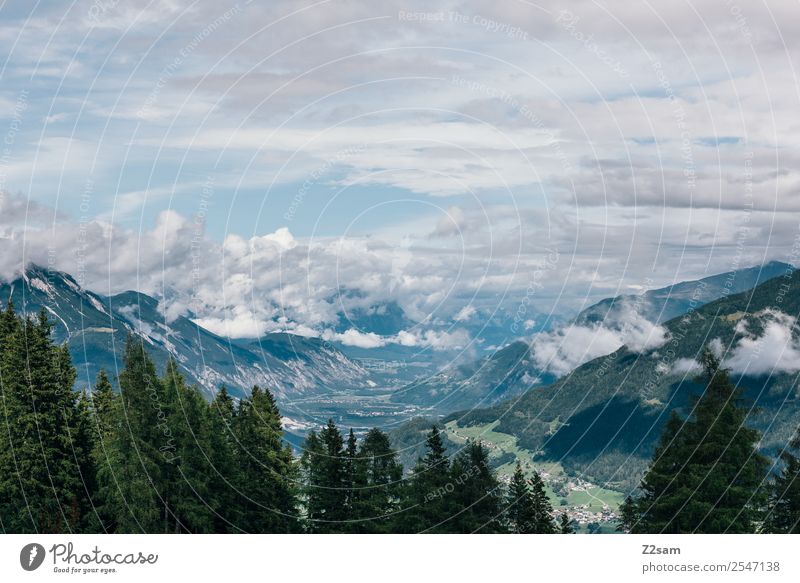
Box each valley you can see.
[444,420,624,533]
[280,385,425,434]
[2,260,798,534]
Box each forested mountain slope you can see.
[450,265,799,490]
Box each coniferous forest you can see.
[1,301,799,534]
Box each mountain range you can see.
[0,266,371,401]
[391,261,793,414]
[3,260,796,461]
[447,261,799,491]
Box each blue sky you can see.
[2,0,800,346]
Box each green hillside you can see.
[449,266,800,492]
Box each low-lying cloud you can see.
[0,192,486,346]
[530,304,670,376]
[725,310,800,376]
[670,312,800,377]
[321,327,470,351]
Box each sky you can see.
[1,0,799,344]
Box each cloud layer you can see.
[725,310,800,376]
[530,304,670,375]
[671,311,800,378]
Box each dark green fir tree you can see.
[0,309,87,532]
[90,369,122,533]
[355,428,402,532]
[620,350,768,533]
[764,427,800,533]
[341,428,362,531]
[161,360,217,533]
[397,425,453,533]
[301,419,350,532]
[234,385,298,533]
[448,440,504,533]
[506,462,555,533]
[100,335,166,533]
[206,386,242,532]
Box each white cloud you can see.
[708,337,724,358]
[159,299,188,324]
[725,310,800,376]
[323,328,386,349]
[531,324,627,376]
[194,310,271,339]
[321,327,470,351]
[396,330,418,347]
[675,313,800,377]
[531,304,670,376]
[2,187,797,353]
[454,305,477,322]
[622,313,671,353]
[671,357,702,375]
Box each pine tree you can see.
[447,440,504,533]
[71,389,99,532]
[619,411,688,532]
[161,360,216,533]
[55,343,97,532]
[234,386,298,533]
[206,386,241,532]
[341,428,363,531]
[506,462,555,533]
[529,469,556,533]
[621,350,768,533]
[102,335,167,532]
[355,428,402,532]
[91,370,116,434]
[300,419,347,532]
[0,300,21,533]
[90,369,122,533]
[559,511,575,534]
[0,299,17,338]
[764,428,800,533]
[506,462,535,533]
[397,425,453,533]
[0,309,87,532]
[300,430,325,531]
